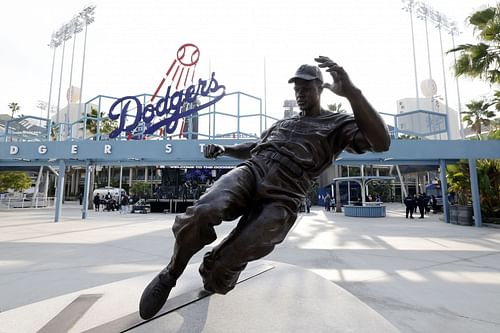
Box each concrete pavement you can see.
[0,202,499,332]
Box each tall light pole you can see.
[46,4,96,141]
[46,31,61,139]
[401,0,420,109]
[415,2,435,113]
[411,1,462,140]
[449,23,464,139]
[55,22,73,140]
[68,16,84,106]
[433,12,451,139]
[77,4,96,122]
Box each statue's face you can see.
[293,79,321,112]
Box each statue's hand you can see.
[315,56,357,98]
[204,144,225,159]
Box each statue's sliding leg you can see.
[199,202,297,294]
[139,167,254,319]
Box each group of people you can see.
[93,191,131,214]
[299,197,312,213]
[404,193,431,219]
[323,194,334,211]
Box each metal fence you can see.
[0,197,55,209]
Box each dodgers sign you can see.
[108,44,226,139]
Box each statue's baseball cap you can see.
[288,64,323,83]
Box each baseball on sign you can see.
[177,43,200,67]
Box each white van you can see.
[93,187,126,201]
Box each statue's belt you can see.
[257,151,304,177]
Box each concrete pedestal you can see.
[0,261,399,333]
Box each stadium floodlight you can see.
[54,22,75,139]
[46,4,96,141]
[411,1,462,139]
[72,15,84,34]
[60,22,73,42]
[80,4,96,25]
[48,31,61,49]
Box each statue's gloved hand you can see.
[204,144,225,159]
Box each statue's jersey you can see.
[251,110,363,180]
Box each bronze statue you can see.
[139,56,391,319]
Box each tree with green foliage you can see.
[448,4,500,130]
[446,161,471,206]
[477,158,500,219]
[445,5,500,221]
[0,171,31,192]
[463,99,497,137]
[448,5,500,85]
[398,134,421,140]
[327,103,346,113]
[130,182,152,199]
[447,157,500,218]
[86,105,116,138]
[8,102,20,118]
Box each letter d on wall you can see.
[9,146,19,155]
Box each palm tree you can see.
[8,102,20,118]
[448,5,500,85]
[463,99,497,138]
[398,134,421,140]
[327,103,346,113]
[86,105,116,138]
[448,5,500,117]
[85,106,99,135]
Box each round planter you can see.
[449,205,458,224]
[456,205,473,226]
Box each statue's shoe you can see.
[139,268,177,320]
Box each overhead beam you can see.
[1,140,499,167]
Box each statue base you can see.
[0,261,399,333]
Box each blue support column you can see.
[81,161,91,220]
[439,160,449,223]
[54,159,66,222]
[468,159,482,227]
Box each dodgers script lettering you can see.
[108,72,225,138]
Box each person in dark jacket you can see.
[324,194,332,211]
[417,193,425,219]
[431,195,438,213]
[404,195,415,219]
